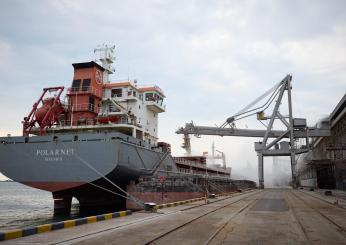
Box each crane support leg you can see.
[290,152,298,189]
[258,153,264,189]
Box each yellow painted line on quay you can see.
[37,224,52,233]
[4,229,22,240]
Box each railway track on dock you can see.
[298,190,346,210]
[12,189,346,244]
[51,190,261,245]
[291,191,346,234]
[285,190,346,245]
[143,190,262,245]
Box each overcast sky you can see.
[0,0,345,183]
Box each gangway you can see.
[176,75,330,188]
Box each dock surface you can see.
[4,189,346,244]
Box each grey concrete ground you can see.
[3,189,346,245]
[300,189,346,208]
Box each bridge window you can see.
[72,79,81,92]
[145,93,154,101]
[111,88,122,97]
[82,79,91,91]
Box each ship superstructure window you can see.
[72,79,81,92]
[145,92,164,105]
[82,79,91,91]
[89,96,95,111]
[108,103,119,112]
[157,96,163,105]
[145,93,154,101]
[111,88,122,97]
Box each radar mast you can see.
[94,44,116,83]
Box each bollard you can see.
[144,202,157,212]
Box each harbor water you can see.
[0,181,79,231]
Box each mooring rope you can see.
[88,182,128,199]
[61,141,145,207]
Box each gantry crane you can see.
[176,75,330,189]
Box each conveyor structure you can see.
[176,75,330,188]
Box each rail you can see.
[143,190,261,245]
[57,117,135,128]
[145,99,166,110]
[69,103,100,113]
[139,84,165,96]
[174,158,231,175]
[287,190,346,243]
[153,169,233,181]
[177,167,229,177]
[67,86,103,98]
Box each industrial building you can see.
[298,94,346,190]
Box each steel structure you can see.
[205,142,227,169]
[22,87,65,136]
[176,75,330,188]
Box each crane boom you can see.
[176,123,330,138]
[176,75,331,189]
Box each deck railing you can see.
[69,103,100,113]
[67,86,103,98]
[57,117,134,128]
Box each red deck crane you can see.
[22,87,65,136]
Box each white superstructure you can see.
[94,44,166,145]
[31,44,166,146]
[101,81,166,144]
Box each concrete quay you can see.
[3,189,346,245]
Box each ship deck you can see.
[3,188,346,244]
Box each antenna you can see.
[94,44,116,84]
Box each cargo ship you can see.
[0,45,255,214]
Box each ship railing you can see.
[139,84,165,96]
[177,167,228,177]
[69,103,100,114]
[67,86,103,98]
[57,117,135,128]
[139,173,230,184]
[175,158,207,169]
[175,158,230,174]
[145,99,166,111]
[160,170,231,181]
[59,119,97,127]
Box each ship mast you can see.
[94,44,116,84]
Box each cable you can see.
[233,81,282,117]
[222,84,282,127]
[221,80,283,127]
[61,141,145,207]
[88,182,128,199]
